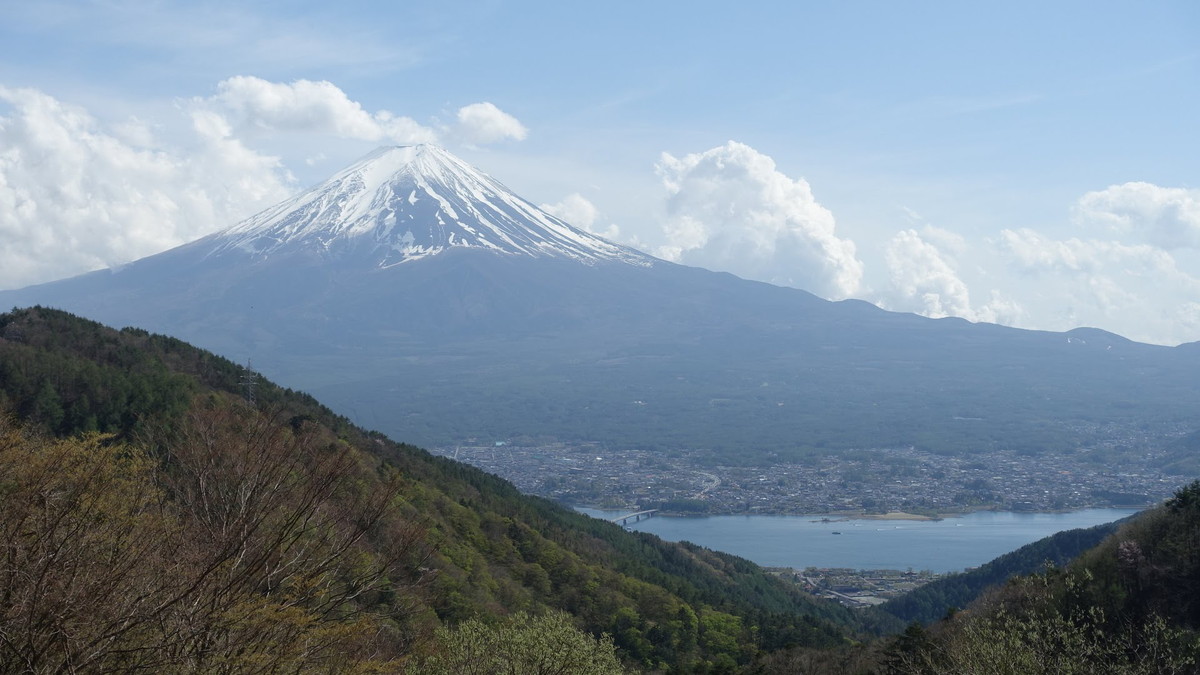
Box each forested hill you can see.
[0,306,880,673]
[874,517,1129,625]
[880,484,1200,673]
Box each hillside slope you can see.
[878,485,1200,673]
[0,306,874,672]
[874,517,1129,625]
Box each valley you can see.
[3,143,1198,672]
[8,6,1200,670]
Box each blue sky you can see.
[1,1,1198,343]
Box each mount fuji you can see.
[208,145,650,266]
[3,145,1198,463]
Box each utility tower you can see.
[240,359,258,406]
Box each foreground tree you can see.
[410,611,627,675]
[881,546,1200,674]
[0,398,426,673]
[0,420,171,672]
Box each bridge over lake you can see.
[610,509,659,526]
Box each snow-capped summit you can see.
[209,144,651,267]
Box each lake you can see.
[575,507,1141,573]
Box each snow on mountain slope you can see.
[209,145,652,267]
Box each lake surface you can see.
[575,508,1140,573]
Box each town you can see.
[431,434,1189,516]
[772,567,945,608]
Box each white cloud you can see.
[203,76,437,144]
[998,228,1175,276]
[1075,182,1200,250]
[454,102,528,145]
[914,223,967,256]
[655,141,863,299]
[882,227,1019,324]
[995,227,1200,344]
[541,193,623,241]
[0,78,535,291]
[200,78,526,149]
[0,85,293,290]
[884,228,975,319]
[541,193,598,230]
[873,193,1200,344]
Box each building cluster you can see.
[772,567,943,608]
[433,436,1188,516]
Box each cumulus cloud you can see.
[541,193,598,230]
[1075,182,1200,250]
[884,228,975,319]
[995,227,1200,344]
[0,78,533,291]
[541,193,624,241]
[454,102,528,145]
[655,141,863,299]
[882,227,1019,324]
[203,76,438,144]
[0,85,294,289]
[199,78,526,148]
[998,228,1175,276]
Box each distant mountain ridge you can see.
[2,146,1198,462]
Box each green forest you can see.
[1,306,1198,673]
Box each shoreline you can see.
[798,510,954,522]
[572,505,1144,574]
[856,511,943,521]
[578,504,1144,521]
